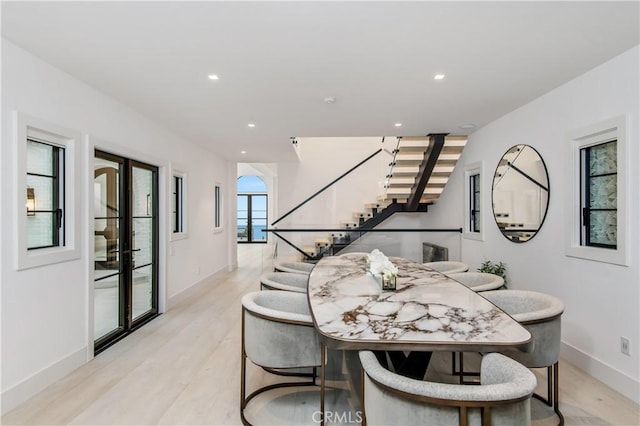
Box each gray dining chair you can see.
[274,260,315,275]
[260,271,308,293]
[359,351,536,426]
[424,260,469,274]
[449,272,505,292]
[241,291,322,426]
[482,289,565,425]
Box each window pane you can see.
[132,265,153,320]
[94,274,120,340]
[26,174,54,210]
[27,140,54,175]
[589,210,617,246]
[589,175,617,209]
[133,168,153,217]
[589,140,617,176]
[27,212,54,248]
[133,218,153,266]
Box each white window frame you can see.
[170,166,188,240]
[566,115,628,266]
[15,112,81,270]
[214,183,223,233]
[463,161,484,241]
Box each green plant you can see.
[478,260,508,288]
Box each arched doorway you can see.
[237,175,268,243]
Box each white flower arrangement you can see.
[367,249,398,279]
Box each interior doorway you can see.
[93,150,159,353]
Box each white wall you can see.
[427,46,640,402]
[276,137,390,258]
[1,39,232,413]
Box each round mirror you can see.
[492,144,549,243]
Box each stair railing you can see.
[383,137,402,197]
[271,148,383,226]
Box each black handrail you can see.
[272,231,310,258]
[264,228,463,233]
[271,149,383,226]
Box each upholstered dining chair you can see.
[241,291,322,426]
[273,260,315,275]
[424,260,469,274]
[482,290,565,425]
[359,351,536,426]
[448,272,505,381]
[449,272,505,292]
[260,271,308,293]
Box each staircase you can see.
[296,134,467,260]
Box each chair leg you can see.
[553,361,564,426]
[532,361,563,426]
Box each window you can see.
[214,184,223,232]
[15,112,81,270]
[463,161,484,241]
[470,173,480,233]
[581,140,617,249]
[172,173,185,235]
[566,115,628,266]
[26,139,65,249]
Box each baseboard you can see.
[167,266,229,310]
[561,341,640,404]
[1,347,87,415]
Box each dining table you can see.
[307,252,533,425]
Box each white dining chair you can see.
[260,271,308,293]
[360,351,536,426]
[241,291,322,426]
[424,260,469,274]
[449,272,505,292]
[482,289,565,425]
[274,260,315,275]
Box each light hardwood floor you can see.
[3,245,639,425]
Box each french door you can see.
[237,194,267,243]
[93,150,159,353]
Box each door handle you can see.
[122,248,142,254]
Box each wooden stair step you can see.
[315,238,331,247]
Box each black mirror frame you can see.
[491,144,550,243]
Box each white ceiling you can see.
[2,1,638,162]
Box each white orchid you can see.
[367,249,398,279]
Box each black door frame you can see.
[237,193,268,244]
[94,150,159,354]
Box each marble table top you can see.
[308,254,532,352]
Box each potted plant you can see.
[478,260,508,288]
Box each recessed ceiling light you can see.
[208,74,219,80]
[459,123,477,130]
[248,123,256,128]
[241,150,247,154]
[434,74,445,80]
[395,123,402,127]
[323,97,336,104]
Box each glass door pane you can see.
[131,165,156,321]
[251,195,267,242]
[237,195,249,242]
[94,156,123,342]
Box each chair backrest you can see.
[242,291,321,369]
[359,351,536,426]
[482,290,565,368]
[260,271,308,293]
[424,261,469,274]
[449,272,504,292]
[274,261,315,275]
